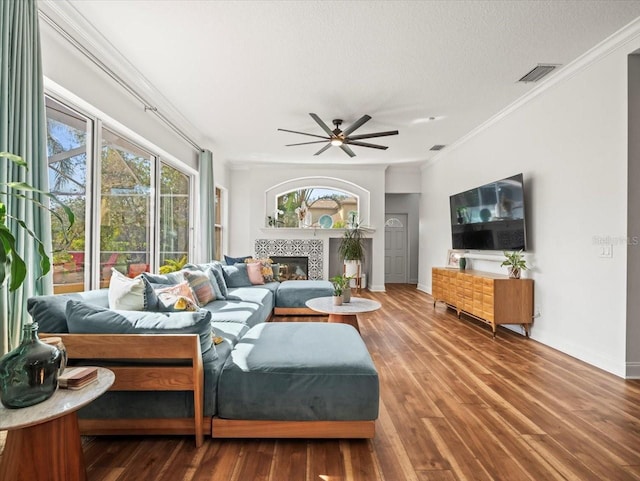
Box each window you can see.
[45,94,193,292]
[273,187,359,228]
[99,128,153,285]
[214,186,223,260]
[160,162,191,269]
[46,97,91,293]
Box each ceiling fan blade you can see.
[286,140,330,147]
[309,113,335,137]
[340,144,356,157]
[346,130,399,140]
[278,128,330,140]
[314,143,332,156]
[341,115,372,136]
[345,140,389,150]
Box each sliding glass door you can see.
[99,128,153,286]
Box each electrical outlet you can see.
[600,244,613,258]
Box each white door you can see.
[384,213,408,283]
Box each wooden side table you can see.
[0,367,115,481]
[305,296,381,333]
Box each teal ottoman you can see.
[275,280,333,315]
[217,322,379,426]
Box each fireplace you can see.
[270,256,308,280]
[255,239,323,280]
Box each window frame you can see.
[44,91,196,292]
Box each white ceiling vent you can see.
[430,144,446,151]
[518,64,559,83]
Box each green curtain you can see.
[0,0,53,353]
[197,149,215,262]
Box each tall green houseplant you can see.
[338,223,366,283]
[0,152,74,291]
[338,223,366,263]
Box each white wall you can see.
[419,32,640,377]
[229,164,387,291]
[386,166,422,193]
[40,20,198,169]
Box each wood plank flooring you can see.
[2,284,640,480]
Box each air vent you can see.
[430,144,446,151]
[518,64,559,83]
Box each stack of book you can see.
[59,367,98,390]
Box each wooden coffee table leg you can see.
[327,313,360,333]
[0,411,87,481]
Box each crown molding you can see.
[424,16,640,170]
[38,0,209,151]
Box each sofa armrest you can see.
[40,333,204,447]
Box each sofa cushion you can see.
[275,280,334,308]
[201,299,265,328]
[222,263,252,288]
[210,321,250,348]
[66,300,215,356]
[209,266,228,299]
[218,322,379,421]
[142,270,184,287]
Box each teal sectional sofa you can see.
[28,261,379,446]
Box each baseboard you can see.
[626,362,640,379]
[368,284,386,292]
[417,283,430,294]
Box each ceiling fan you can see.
[278,113,399,157]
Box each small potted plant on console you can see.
[501,250,528,279]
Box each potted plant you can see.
[501,250,528,279]
[0,152,74,291]
[330,274,349,306]
[338,222,366,285]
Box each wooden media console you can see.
[432,268,534,337]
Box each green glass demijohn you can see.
[0,322,62,408]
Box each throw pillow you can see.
[183,270,216,306]
[65,300,215,357]
[153,281,198,310]
[221,263,252,288]
[245,257,274,282]
[108,268,147,310]
[224,254,250,266]
[246,262,265,285]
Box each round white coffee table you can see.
[0,367,115,481]
[305,296,381,332]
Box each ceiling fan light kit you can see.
[278,113,399,157]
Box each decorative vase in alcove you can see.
[0,322,61,408]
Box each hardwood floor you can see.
[2,284,640,480]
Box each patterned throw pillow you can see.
[246,262,265,285]
[154,281,199,312]
[245,257,274,282]
[183,270,216,306]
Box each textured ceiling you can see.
[61,0,640,166]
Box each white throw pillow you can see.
[108,268,146,310]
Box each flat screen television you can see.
[450,173,527,251]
